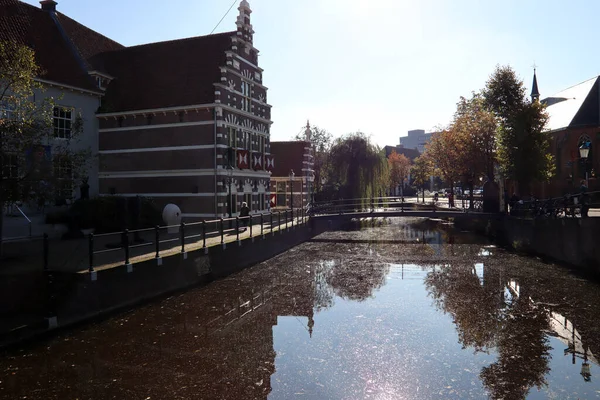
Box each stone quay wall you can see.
[454,215,600,276]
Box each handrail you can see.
[15,205,32,238]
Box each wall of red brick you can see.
[100,124,215,150]
[100,149,215,172]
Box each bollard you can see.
[155,225,160,258]
[43,233,49,271]
[220,218,224,244]
[88,233,94,272]
[202,220,207,248]
[180,222,186,253]
[236,217,240,242]
[123,229,130,265]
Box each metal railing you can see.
[510,191,600,219]
[83,208,308,273]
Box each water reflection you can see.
[1,219,600,399]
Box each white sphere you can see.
[162,204,182,226]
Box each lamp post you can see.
[289,169,295,210]
[579,141,591,187]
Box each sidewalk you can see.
[1,215,307,276]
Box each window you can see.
[228,127,237,148]
[259,136,265,154]
[276,181,286,207]
[231,194,238,215]
[53,156,73,200]
[0,102,15,120]
[245,193,252,211]
[241,131,250,150]
[259,193,265,210]
[1,153,18,179]
[240,81,251,112]
[53,107,72,139]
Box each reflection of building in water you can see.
[549,312,596,381]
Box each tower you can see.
[531,67,540,103]
[236,0,254,45]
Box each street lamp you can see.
[579,141,591,187]
[289,169,295,210]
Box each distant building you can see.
[399,129,433,153]
[383,145,420,162]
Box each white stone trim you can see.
[225,51,263,72]
[100,169,272,179]
[99,193,228,197]
[35,78,104,97]
[220,67,268,90]
[99,145,220,154]
[99,120,214,133]
[97,103,214,118]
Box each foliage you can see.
[0,40,91,241]
[388,150,411,192]
[411,155,432,189]
[423,129,462,190]
[482,65,554,194]
[326,132,388,203]
[293,124,333,196]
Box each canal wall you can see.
[0,217,343,348]
[454,215,600,276]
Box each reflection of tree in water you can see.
[326,259,390,302]
[425,263,551,400]
[314,261,336,311]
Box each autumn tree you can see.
[293,124,333,198]
[482,65,554,195]
[387,150,411,197]
[411,155,432,203]
[424,129,463,196]
[0,40,89,245]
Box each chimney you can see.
[40,0,57,12]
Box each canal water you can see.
[1,218,600,399]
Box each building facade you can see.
[96,1,273,219]
[399,129,433,153]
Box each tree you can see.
[388,150,411,197]
[482,65,554,195]
[0,40,89,245]
[424,129,463,197]
[411,155,432,203]
[326,132,388,204]
[293,124,333,198]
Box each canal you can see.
[1,218,600,399]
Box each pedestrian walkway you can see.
[0,214,307,276]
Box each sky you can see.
[20,0,600,147]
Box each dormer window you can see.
[88,71,114,91]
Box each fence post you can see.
[155,225,160,258]
[271,212,274,236]
[123,229,130,266]
[236,217,240,242]
[291,209,294,228]
[43,233,49,271]
[261,213,264,237]
[202,220,207,248]
[249,216,253,238]
[88,233,94,272]
[278,211,281,234]
[180,222,186,253]
[220,218,224,244]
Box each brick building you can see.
[269,124,314,210]
[537,73,600,197]
[96,0,273,219]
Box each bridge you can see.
[308,196,491,220]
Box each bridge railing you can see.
[307,196,423,216]
[510,190,600,219]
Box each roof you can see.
[544,76,600,131]
[94,32,234,112]
[531,71,540,98]
[0,0,100,91]
[270,141,311,177]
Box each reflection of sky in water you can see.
[272,263,600,400]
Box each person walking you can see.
[239,201,250,230]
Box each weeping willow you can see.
[325,133,389,206]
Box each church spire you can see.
[531,66,540,102]
[236,1,254,44]
[305,120,312,142]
